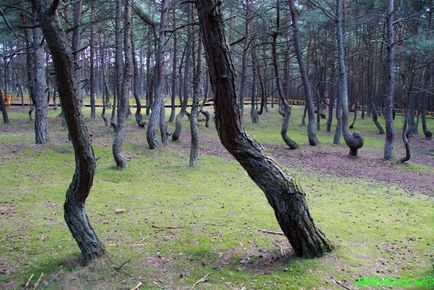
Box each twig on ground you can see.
[191,273,211,290]
[332,278,352,290]
[33,272,44,289]
[259,229,285,236]
[131,282,142,290]
[44,269,64,286]
[23,274,34,289]
[113,258,131,271]
[152,224,183,230]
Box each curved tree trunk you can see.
[336,0,364,157]
[421,107,432,140]
[32,0,104,264]
[272,2,298,149]
[131,30,145,127]
[370,98,384,134]
[349,104,357,129]
[112,0,133,169]
[196,0,333,258]
[146,0,169,149]
[288,0,319,146]
[199,73,210,128]
[172,3,192,141]
[400,110,411,163]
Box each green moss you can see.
[0,106,433,289]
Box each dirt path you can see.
[174,131,434,196]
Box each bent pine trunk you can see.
[196,0,333,258]
[32,0,104,264]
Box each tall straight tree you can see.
[169,0,177,123]
[189,27,202,167]
[287,0,319,146]
[32,0,105,263]
[89,4,96,118]
[113,0,133,169]
[384,0,395,160]
[336,0,364,156]
[196,0,333,258]
[147,0,169,149]
[31,7,49,144]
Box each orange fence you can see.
[6,94,433,117]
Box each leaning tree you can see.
[32,0,105,264]
[196,0,333,258]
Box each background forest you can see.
[0,0,433,289]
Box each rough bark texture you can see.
[333,96,342,144]
[370,98,385,134]
[131,31,145,127]
[147,0,169,149]
[400,110,411,163]
[189,32,202,167]
[113,0,133,169]
[0,89,9,123]
[32,8,49,144]
[169,0,178,123]
[384,0,395,160]
[272,2,298,149]
[288,0,319,146]
[421,108,432,140]
[111,0,122,128]
[336,0,364,157]
[89,4,96,119]
[326,94,334,132]
[32,0,104,264]
[196,0,333,258]
[172,3,192,141]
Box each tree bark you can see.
[172,3,193,141]
[189,29,202,167]
[384,0,395,160]
[131,29,145,127]
[288,0,319,146]
[113,0,133,169]
[196,0,333,258]
[89,4,96,119]
[336,0,364,156]
[32,0,104,264]
[146,0,169,149]
[272,1,298,149]
[0,89,9,123]
[32,8,49,144]
[169,0,178,123]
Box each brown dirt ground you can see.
[172,127,434,196]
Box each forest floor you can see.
[0,105,433,289]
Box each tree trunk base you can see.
[64,197,105,265]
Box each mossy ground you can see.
[0,105,433,289]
